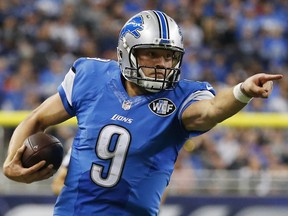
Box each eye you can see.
[147,51,156,58]
[165,52,173,60]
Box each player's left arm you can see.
[182,73,283,132]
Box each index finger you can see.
[261,74,283,82]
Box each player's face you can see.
[136,48,174,79]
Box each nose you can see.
[153,55,166,67]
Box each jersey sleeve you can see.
[58,57,114,117]
[57,57,89,116]
[58,67,76,116]
[178,81,216,136]
[58,66,77,116]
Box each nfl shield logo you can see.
[122,100,132,110]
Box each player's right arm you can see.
[3,93,72,183]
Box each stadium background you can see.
[0,0,288,215]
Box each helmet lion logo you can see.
[120,16,144,39]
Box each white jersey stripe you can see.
[178,90,215,119]
[61,68,75,106]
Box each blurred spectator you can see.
[215,128,241,168]
[180,16,204,49]
[0,57,11,107]
[181,49,203,80]
[38,57,67,98]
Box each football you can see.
[21,132,64,171]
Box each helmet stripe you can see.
[153,10,169,39]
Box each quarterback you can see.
[3,10,282,216]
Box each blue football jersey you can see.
[54,57,215,216]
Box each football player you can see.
[3,10,282,216]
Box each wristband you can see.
[233,83,253,103]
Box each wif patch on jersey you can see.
[149,98,176,117]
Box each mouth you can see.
[148,72,165,80]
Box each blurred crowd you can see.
[1,0,288,194]
[1,0,288,110]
